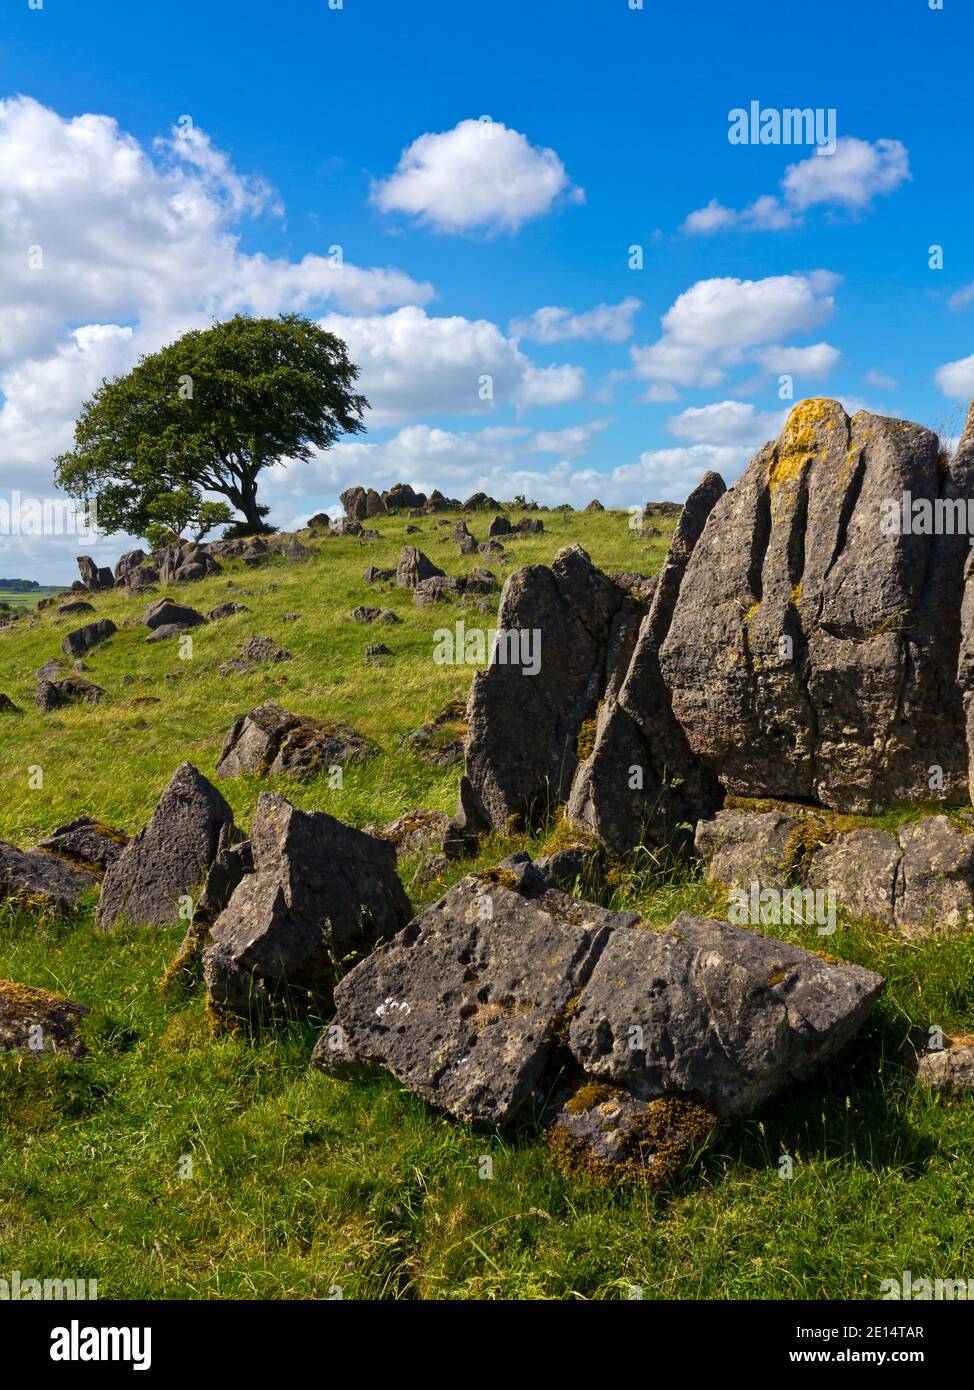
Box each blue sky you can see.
[1,0,973,581]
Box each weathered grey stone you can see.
[396,547,445,588]
[567,473,727,852]
[76,556,114,591]
[208,602,249,620]
[61,618,116,658]
[35,676,105,711]
[144,599,205,630]
[217,635,292,675]
[661,400,974,813]
[0,980,89,1057]
[312,875,614,1124]
[894,816,974,936]
[568,914,884,1117]
[145,623,188,643]
[545,1083,716,1179]
[488,515,512,538]
[465,544,628,830]
[0,693,21,714]
[695,809,800,889]
[368,811,451,859]
[56,600,95,617]
[204,793,411,1020]
[96,763,235,929]
[164,829,253,992]
[0,841,96,909]
[36,817,128,875]
[216,701,373,778]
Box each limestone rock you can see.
[204,793,411,1020]
[61,618,116,658]
[216,701,373,778]
[96,763,235,929]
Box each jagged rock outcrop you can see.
[567,472,726,851]
[661,400,974,813]
[96,763,235,929]
[76,556,115,591]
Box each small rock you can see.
[144,600,205,631]
[61,618,117,658]
[0,980,89,1058]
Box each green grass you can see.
[0,585,62,616]
[1,508,973,1300]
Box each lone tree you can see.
[55,313,369,539]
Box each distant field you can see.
[0,585,64,613]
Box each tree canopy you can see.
[54,313,369,538]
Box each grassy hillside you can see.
[1,507,972,1300]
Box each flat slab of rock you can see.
[0,979,88,1057]
[56,600,95,617]
[61,618,116,658]
[568,913,884,1117]
[203,793,411,1020]
[0,842,96,909]
[96,763,235,929]
[36,818,128,876]
[216,701,373,778]
[312,875,619,1125]
[695,809,799,889]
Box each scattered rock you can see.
[695,809,799,890]
[76,556,115,591]
[96,763,236,930]
[217,635,292,675]
[56,600,95,617]
[204,792,412,1022]
[144,599,205,630]
[216,701,373,779]
[396,546,445,588]
[207,602,249,620]
[406,697,467,766]
[61,618,117,658]
[0,841,96,909]
[35,676,105,711]
[145,623,188,643]
[0,980,89,1058]
[488,515,512,538]
[36,818,128,876]
[545,1084,716,1181]
[0,693,22,714]
[584,499,605,512]
[917,1036,974,1091]
[365,643,393,659]
[368,811,451,858]
[363,566,395,585]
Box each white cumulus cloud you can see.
[371,118,584,234]
[509,298,641,344]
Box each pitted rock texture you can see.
[568,913,884,1117]
[0,980,89,1058]
[660,400,974,813]
[96,763,235,929]
[203,793,411,1020]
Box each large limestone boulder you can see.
[567,472,726,851]
[96,763,235,929]
[312,874,628,1125]
[203,793,411,1021]
[464,544,632,830]
[694,808,799,889]
[660,400,974,813]
[568,914,884,1117]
